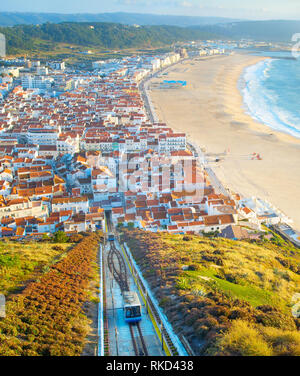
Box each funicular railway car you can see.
[123,291,142,323]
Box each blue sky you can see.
[1,0,300,20]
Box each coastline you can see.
[148,53,300,231]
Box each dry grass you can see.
[212,320,300,356]
[121,229,300,355]
[211,320,273,356]
[163,234,300,311]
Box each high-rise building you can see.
[0,33,6,58]
[21,74,54,90]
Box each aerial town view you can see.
[0,0,300,364]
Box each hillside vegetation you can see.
[0,12,239,27]
[0,240,73,295]
[121,229,300,356]
[0,233,102,356]
[197,20,300,43]
[1,19,298,56]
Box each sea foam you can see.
[241,57,300,139]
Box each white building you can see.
[27,128,59,145]
[48,61,65,70]
[159,133,186,152]
[0,199,49,220]
[21,75,54,90]
[92,166,116,201]
[151,58,161,71]
[57,135,80,154]
[37,66,49,75]
[52,197,89,214]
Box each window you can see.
[125,306,141,318]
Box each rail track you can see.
[106,212,148,356]
[129,322,149,356]
[123,244,181,356]
[107,242,129,292]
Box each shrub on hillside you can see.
[209,320,273,356]
[260,326,300,356]
[255,310,297,331]
[52,245,64,252]
[53,231,69,243]
[69,234,84,243]
[120,228,300,356]
[188,264,201,271]
[0,232,101,356]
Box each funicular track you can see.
[106,213,148,356]
[122,244,181,356]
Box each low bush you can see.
[121,229,300,356]
[0,232,101,356]
[210,320,273,356]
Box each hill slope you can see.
[1,19,298,56]
[0,12,239,27]
[198,20,300,42]
[0,233,102,356]
[121,228,300,356]
[0,22,219,55]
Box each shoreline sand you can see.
[148,53,300,231]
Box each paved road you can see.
[187,141,229,197]
[205,167,229,196]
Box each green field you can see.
[179,268,282,309]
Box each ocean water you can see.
[241,55,300,138]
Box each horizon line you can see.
[1,10,299,22]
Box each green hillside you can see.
[198,20,300,42]
[0,22,219,55]
[0,12,239,27]
[121,228,300,356]
[1,19,298,56]
[0,233,102,356]
[0,240,72,295]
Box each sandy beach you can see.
[149,53,300,231]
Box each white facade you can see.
[21,75,53,90]
[49,61,65,70]
[159,134,186,152]
[37,66,49,75]
[27,128,59,145]
[151,58,161,71]
[0,201,49,220]
[57,136,80,154]
[52,197,89,214]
